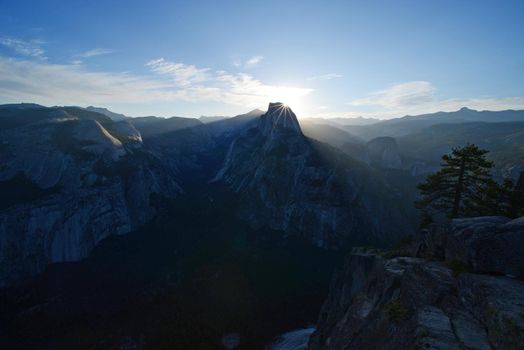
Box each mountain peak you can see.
[259,102,302,136]
[267,102,287,114]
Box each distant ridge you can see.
[342,107,524,140]
[85,106,128,121]
[199,115,227,123]
[0,103,44,110]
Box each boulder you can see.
[309,251,524,350]
[414,216,524,277]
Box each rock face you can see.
[112,120,143,145]
[365,137,402,169]
[309,216,524,350]
[0,105,181,287]
[417,216,524,277]
[259,102,302,137]
[214,103,414,248]
[340,137,405,171]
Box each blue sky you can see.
[0,0,523,118]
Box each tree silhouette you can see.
[416,144,494,219]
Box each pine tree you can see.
[502,178,524,218]
[416,144,494,219]
[474,178,524,218]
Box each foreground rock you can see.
[310,253,524,350]
[417,216,524,277]
[310,217,524,350]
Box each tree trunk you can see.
[452,157,466,217]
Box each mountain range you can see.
[0,102,417,288]
[302,107,524,178]
[1,102,523,349]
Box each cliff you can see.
[309,216,524,350]
[0,106,181,287]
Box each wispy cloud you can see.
[349,81,435,109]
[307,73,343,81]
[147,57,312,107]
[74,48,115,58]
[0,37,46,59]
[233,55,264,69]
[0,55,312,113]
[0,56,172,106]
[147,58,211,86]
[245,55,264,67]
[342,81,524,118]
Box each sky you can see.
[0,0,523,119]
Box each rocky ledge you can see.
[309,216,524,350]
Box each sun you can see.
[266,86,311,115]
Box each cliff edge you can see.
[309,216,524,350]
